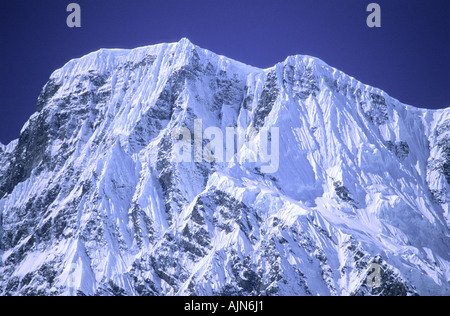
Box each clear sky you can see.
[1,0,449,144]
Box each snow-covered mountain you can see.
[0,38,449,296]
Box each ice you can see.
[0,39,449,296]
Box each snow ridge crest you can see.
[0,39,449,296]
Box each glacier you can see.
[0,38,449,296]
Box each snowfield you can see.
[0,38,449,296]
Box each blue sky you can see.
[0,0,449,144]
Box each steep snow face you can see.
[0,38,449,296]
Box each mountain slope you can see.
[0,38,449,296]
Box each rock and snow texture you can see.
[0,38,449,296]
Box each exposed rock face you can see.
[0,39,449,296]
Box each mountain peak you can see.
[177,37,194,46]
[1,41,449,296]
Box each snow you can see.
[0,38,449,296]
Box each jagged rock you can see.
[0,39,449,296]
